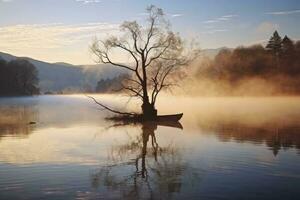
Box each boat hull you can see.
[156,113,183,122]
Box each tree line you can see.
[0,58,39,96]
[197,31,300,94]
[95,74,129,93]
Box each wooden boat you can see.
[156,113,183,122]
[156,121,183,129]
[108,113,183,126]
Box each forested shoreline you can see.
[195,31,300,95]
[1,32,299,96]
[0,58,39,96]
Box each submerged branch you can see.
[86,95,137,116]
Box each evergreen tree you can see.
[266,30,282,56]
[281,35,295,54]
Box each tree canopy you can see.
[196,31,300,95]
[91,5,198,118]
[0,58,39,96]
[266,30,282,56]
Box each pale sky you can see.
[0,0,300,65]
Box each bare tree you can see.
[91,5,198,119]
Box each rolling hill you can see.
[0,48,223,93]
[0,52,126,93]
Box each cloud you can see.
[137,12,184,18]
[221,15,238,18]
[256,22,279,34]
[0,22,120,64]
[201,14,237,34]
[76,0,101,4]
[201,29,228,34]
[203,20,219,24]
[266,9,300,15]
[170,14,184,18]
[0,23,119,51]
[203,14,238,24]
[2,0,104,4]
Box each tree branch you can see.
[121,84,144,99]
[86,95,137,116]
[145,42,171,67]
[143,17,155,51]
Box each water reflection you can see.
[91,122,200,199]
[198,122,300,156]
[0,96,300,199]
[0,105,38,140]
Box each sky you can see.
[0,0,300,65]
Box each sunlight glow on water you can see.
[0,95,300,199]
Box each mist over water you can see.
[0,95,299,199]
[183,43,300,96]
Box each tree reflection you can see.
[0,105,38,140]
[91,122,199,199]
[199,122,300,156]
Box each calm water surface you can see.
[0,95,299,200]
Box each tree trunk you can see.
[141,74,157,119]
[141,52,157,120]
[142,99,157,120]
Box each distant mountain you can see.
[52,62,75,67]
[0,51,16,61]
[0,48,225,93]
[0,52,126,93]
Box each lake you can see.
[0,95,300,200]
